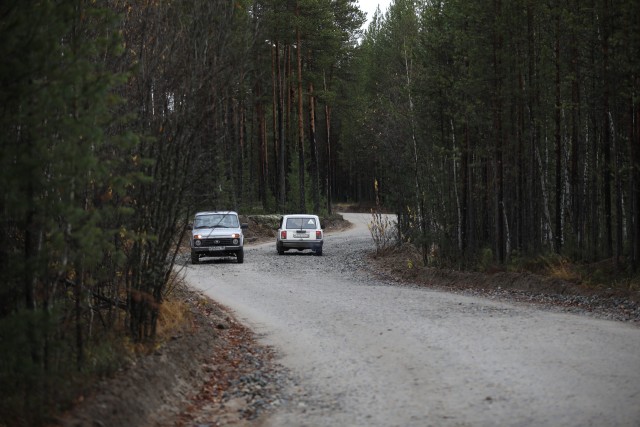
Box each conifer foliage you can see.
[1,0,637,422]
[1,1,137,421]
[343,0,640,270]
[0,0,364,422]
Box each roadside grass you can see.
[508,252,640,297]
[367,218,639,302]
[0,277,195,427]
[156,292,192,340]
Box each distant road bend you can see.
[186,213,640,427]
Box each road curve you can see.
[185,213,640,427]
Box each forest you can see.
[0,0,638,423]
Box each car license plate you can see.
[208,247,223,251]
[294,233,309,238]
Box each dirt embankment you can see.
[55,285,252,426]
[371,244,640,323]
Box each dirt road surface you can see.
[185,213,640,427]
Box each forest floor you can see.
[56,213,639,427]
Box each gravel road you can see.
[185,213,640,427]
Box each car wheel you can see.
[277,242,284,255]
[315,247,323,256]
[191,251,199,264]
[236,248,244,263]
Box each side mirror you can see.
[241,223,249,229]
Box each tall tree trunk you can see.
[632,91,640,268]
[256,88,267,209]
[402,38,426,262]
[225,97,237,208]
[590,110,599,261]
[554,7,563,254]
[526,0,539,253]
[325,102,333,214]
[601,0,613,258]
[493,0,505,263]
[324,70,333,214]
[275,42,286,211]
[308,81,320,213]
[614,116,623,265]
[569,0,582,254]
[461,115,469,256]
[237,102,245,207]
[296,7,305,213]
[517,68,525,253]
[271,43,278,206]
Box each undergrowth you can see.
[379,240,640,300]
[0,280,194,426]
[368,210,396,255]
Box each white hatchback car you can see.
[276,214,323,256]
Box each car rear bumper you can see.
[280,241,323,250]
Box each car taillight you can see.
[281,230,287,239]
[316,230,322,239]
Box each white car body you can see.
[189,211,247,264]
[276,214,323,255]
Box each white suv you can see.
[188,211,247,264]
[276,214,323,256]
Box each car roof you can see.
[283,214,319,218]
[195,211,238,216]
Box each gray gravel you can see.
[185,213,640,427]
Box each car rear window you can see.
[286,217,317,230]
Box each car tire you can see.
[236,248,244,263]
[315,247,323,256]
[191,251,199,264]
[277,243,285,255]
